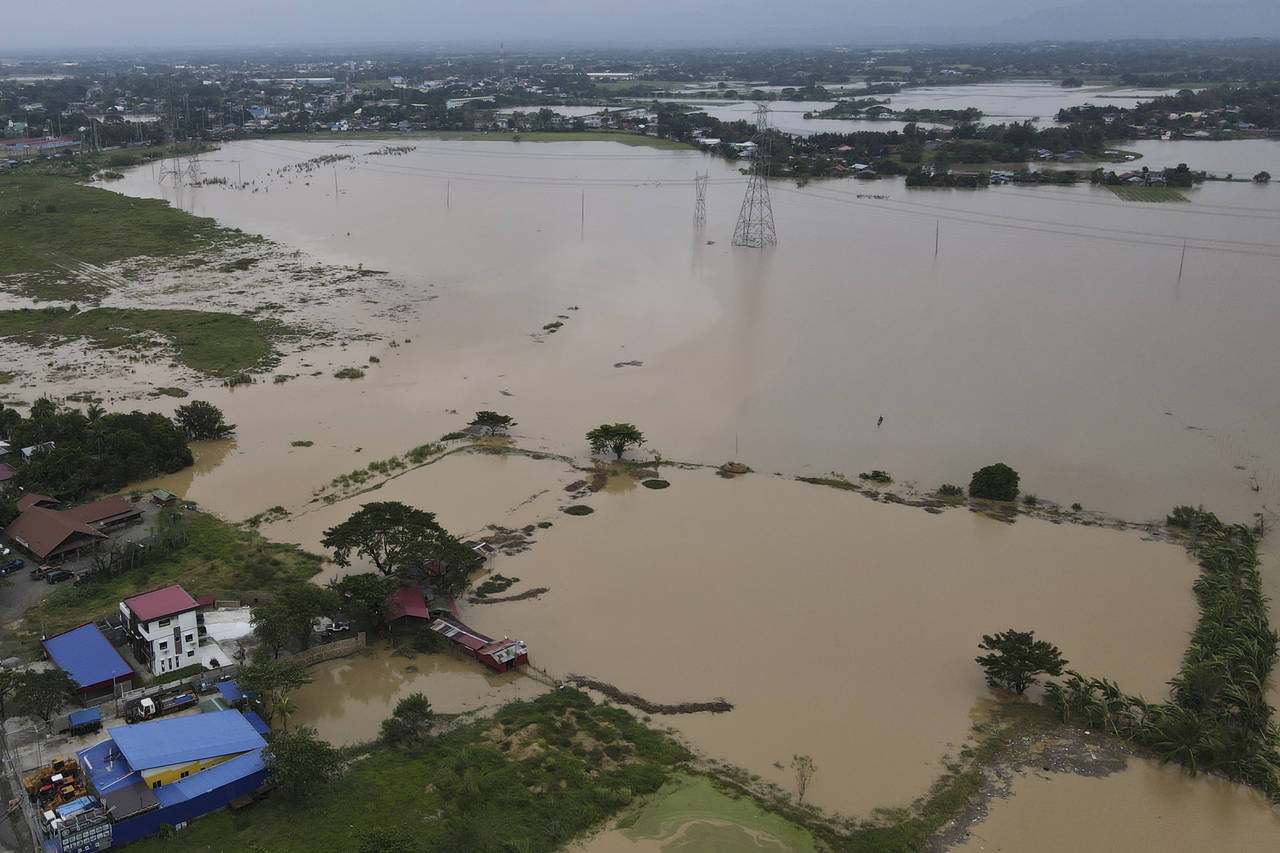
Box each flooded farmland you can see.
[72,128,1280,846]
[99,136,1280,525]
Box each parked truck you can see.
[125,692,196,723]
[67,708,102,736]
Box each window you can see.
[151,780,162,789]
[187,650,195,657]
[158,618,171,628]
[185,634,193,643]
[180,771,189,779]
[158,641,168,650]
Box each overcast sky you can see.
[4,0,1279,52]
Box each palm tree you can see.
[1146,705,1210,776]
[273,695,296,731]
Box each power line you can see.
[694,172,708,228]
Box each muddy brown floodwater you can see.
[954,757,1280,853]
[290,647,526,745]
[277,456,1197,817]
[57,135,1280,844]
[95,137,1280,525]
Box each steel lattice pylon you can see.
[693,172,708,228]
[732,104,777,248]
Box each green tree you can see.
[1254,171,1271,183]
[29,397,57,420]
[0,670,20,718]
[329,572,399,630]
[237,652,311,716]
[975,629,1066,695]
[792,754,816,803]
[321,501,480,587]
[252,583,338,655]
[968,462,1020,502]
[173,400,235,440]
[468,411,516,435]
[15,670,75,722]
[586,423,646,460]
[380,692,434,747]
[273,695,296,732]
[263,726,343,802]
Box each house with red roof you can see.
[4,494,144,562]
[119,585,201,676]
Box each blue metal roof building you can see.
[41,622,133,696]
[107,710,266,771]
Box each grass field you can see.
[33,513,323,637]
[0,174,255,285]
[0,306,289,376]
[1106,185,1190,202]
[124,688,692,853]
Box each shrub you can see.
[1023,494,1038,507]
[969,463,1020,502]
[1071,502,1082,511]
[334,367,365,379]
[937,483,963,497]
[859,469,892,484]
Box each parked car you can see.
[327,620,351,634]
[45,569,75,584]
[29,564,56,581]
[0,558,24,574]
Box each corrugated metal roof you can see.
[122,584,199,622]
[41,623,133,691]
[107,710,266,771]
[385,585,430,621]
[153,748,264,807]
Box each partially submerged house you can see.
[427,617,528,672]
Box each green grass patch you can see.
[155,662,210,685]
[0,371,14,385]
[0,173,258,298]
[123,688,690,853]
[333,367,365,379]
[32,513,322,637]
[796,476,861,492]
[0,306,288,377]
[1106,185,1189,202]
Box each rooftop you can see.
[122,584,199,622]
[41,623,133,692]
[106,710,266,771]
[386,585,430,621]
[5,506,106,559]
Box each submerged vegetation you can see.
[1033,508,1280,798]
[0,306,288,377]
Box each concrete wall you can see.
[290,632,365,668]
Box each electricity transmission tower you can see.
[693,172,708,228]
[732,104,776,248]
[185,150,204,185]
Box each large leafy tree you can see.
[263,726,343,802]
[251,583,338,655]
[380,692,434,747]
[321,502,480,588]
[586,423,645,460]
[968,462,1020,502]
[15,670,75,722]
[468,411,516,435]
[329,572,400,630]
[237,652,311,715]
[174,400,236,440]
[975,629,1066,695]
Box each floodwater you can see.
[100,136,1280,526]
[1117,138,1280,177]
[691,101,943,137]
[458,464,1199,815]
[954,758,1280,853]
[290,647,526,745]
[878,81,1182,126]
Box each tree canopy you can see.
[174,400,236,440]
[976,629,1067,695]
[16,670,75,722]
[321,501,480,591]
[586,423,646,460]
[5,405,192,500]
[329,572,400,630]
[969,462,1020,502]
[237,652,311,715]
[251,583,338,656]
[468,411,516,435]
[380,692,434,747]
[264,726,343,802]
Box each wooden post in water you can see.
[446,179,451,209]
[580,189,585,240]
[934,220,940,260]
[1177,239,1187,285]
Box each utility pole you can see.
[732,104,777,248]
[694,172,708,228]
[580,188,585,240]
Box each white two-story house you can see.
[119,584,201,676]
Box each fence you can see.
[290,632,365,667]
